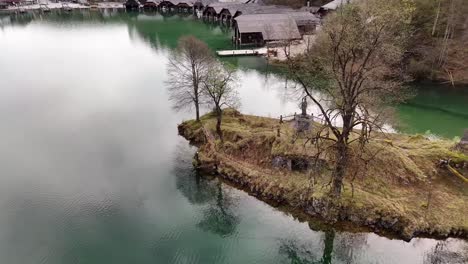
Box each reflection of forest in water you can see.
[279,231,368,264]
[279,230,468,263]
[149,142,241,262]
[423,240,468,264]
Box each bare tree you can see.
[202,63,239,142]
[166,36,214,121]
[285,0,414,197]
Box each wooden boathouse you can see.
[164,0,195,12]
[233,14,301,47]
[124,0,322,47]
[143,0,158,10]
[125,0,141,10]
[134,0,214,13]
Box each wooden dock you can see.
[216,48,267,57]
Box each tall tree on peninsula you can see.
[202,63,239,142]
[166,36,214,121]
[285,0,414,197]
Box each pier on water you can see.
[216,48,267,57]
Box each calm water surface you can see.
[0,10,467,264]
[398,83,468,138]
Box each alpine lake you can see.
[0,10,467,264]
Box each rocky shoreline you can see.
[178,111,468,241]
[189,141,467,241]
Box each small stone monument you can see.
[461,129,468,144]
[301,97,308,117]
[294,97,312,132]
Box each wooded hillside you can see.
[408,0,468,85]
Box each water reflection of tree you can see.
[173,142,217,205]
[279,239,318,263]
[173,142,239,237]
[279,231,368,264]
[424,241,468,264]
[5,13,34,26]
[197,183,239,237]
[321,231,335,264]
[333,233,368,262]
[279,231,335,264]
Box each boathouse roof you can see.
[236,14,301,41]
[237,5,292,15]
[143,0,158,6]
[194,0,216,5]
[219,3,250,15]
[206,2,255,15]
[163,0,195,5]
[287,11,320,25]
[125,0,141,7]
[235,5,319,19]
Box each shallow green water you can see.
[397,83,468,138]
[0,10,467,264]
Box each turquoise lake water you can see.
[0,10,466,264]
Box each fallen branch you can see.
[447,164,468,183]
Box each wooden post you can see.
[239,31,242,46]
[234,27,238,47]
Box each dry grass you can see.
[179,109,468,238]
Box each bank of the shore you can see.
[0,2,124,14]
[178,110,468,241]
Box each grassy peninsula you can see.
[179,109,468,240]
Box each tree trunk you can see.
[192,63,200,122]
[331,139,348,197]
[438,0,456,68]
[321,230,335,264]
[216,107,223,142]
[331,112,352,197]
[432,0,442,37]
[195,97,200,122]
